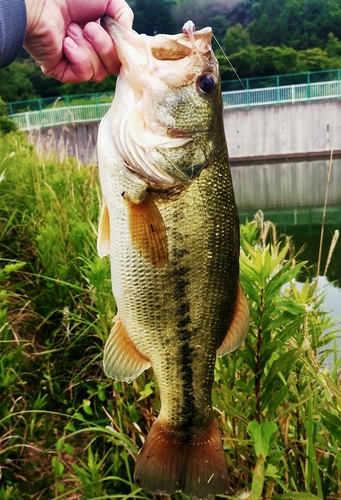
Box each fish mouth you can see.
[101,16,213,84]
[101,17,217,188]
[101,16,212,57]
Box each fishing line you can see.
[213,35,247,90]
[213,34,340,365]
[213,33,337,236]
[213,33,293,166]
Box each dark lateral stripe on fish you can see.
[179,342,196,435]
[172,261,198,437]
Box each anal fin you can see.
[217,282,249,356]
[126,192,168,267]
[103,317,151,383]
[97,199,110,258]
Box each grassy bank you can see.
[0,131,340,499]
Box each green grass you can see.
[0,130,340,499]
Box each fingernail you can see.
[65,37,78,50]
[67,23,81,38]
[84,22,103,42]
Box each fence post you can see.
[39,98,44,124]
[246,78,250,107]
[96,94,101,120]
[307,72,311,100]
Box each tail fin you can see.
[134,418,229,498]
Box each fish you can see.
[97,16,249,499]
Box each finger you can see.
[42,39,91,83]
[66,22,108,82]
[106,0,134,29]
[61,37,94,82]
[84,22,121,75]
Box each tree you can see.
[248,0,341,49]
[325,33,341,58]
[219,45,260,80]
[222,23,250,55]
[29,65,63,98]
[218,43,341,81]
[208,15,229,40]
[59,75,117,96]
[0,61,36,103]
[128,0,177,34]
[0,98,17,133]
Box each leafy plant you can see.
[0,133,340,498]
[213,214,340,499]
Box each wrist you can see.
[25,0,46,35]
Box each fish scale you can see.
[97,16,249,498]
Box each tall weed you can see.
[0,132,340,499]
[213,214,341,499]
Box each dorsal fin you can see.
[217,282,249,356]
[97,200,110,258]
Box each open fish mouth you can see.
[100,16,219,188]
[101,15,213,63]
[100,15,217,109]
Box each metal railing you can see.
[222,79,341,108]
[10,79,341,131]
[239,206,341,235]
[6,93,114,115]
[7,68,341,114]
[221,68,341,92]
[10,103,112,130]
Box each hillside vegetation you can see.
[1,0,341,102]
[0,130,340,498]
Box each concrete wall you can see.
[223,100,341,208]
[224,99,341,162]
[231,159,341,209]
[26,100,341,209]
[28,99,341,164]
[27,122,99,165]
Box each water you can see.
[289,225,341,366]
[238,207,341,366]
[231,159,341,367]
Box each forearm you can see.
[0,0,27,68]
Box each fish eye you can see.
[198,74,216,94]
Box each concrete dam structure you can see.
[224,99,341,210]
[27,99,341,210]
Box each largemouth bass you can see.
[97,16,249,498]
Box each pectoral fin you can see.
[103,316,151,383]
[217,282,249,356]
[97,200,110,257]
[126,192,168,267]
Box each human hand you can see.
[24,0,133,83]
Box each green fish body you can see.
[97,17,249,498]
